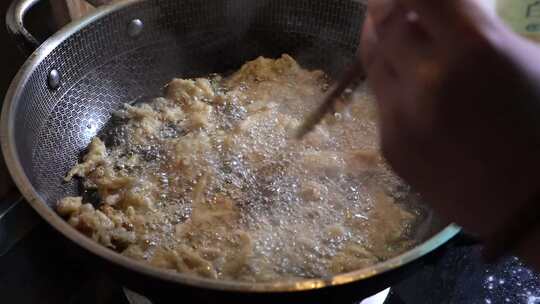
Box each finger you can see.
[360,15,380,70]
[368,0,429,39]
[397,0,462,32]
[360,14,417,77]
[361,16,400,106]
[373,4,435,75]
[366,56,400,112]
[363,6,440,130]
[366,58,407,166]
[397,0,490,38]
[368,0,398,27]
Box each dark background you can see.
[0,0,25,198]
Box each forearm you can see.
[361,0,540,269]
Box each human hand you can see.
[361,0,540,247]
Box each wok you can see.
[2,0,460,302]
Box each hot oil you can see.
[65,55,428,282]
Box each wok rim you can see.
[1,0,461,293]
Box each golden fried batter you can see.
[58,55,418,282]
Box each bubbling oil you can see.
[58,55,422,282]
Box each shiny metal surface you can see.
[47,69,60,89]
[6,0,41,54]
[127,18,144,37]
[359,288,390,304]
[2,0,460,294]
[124,287,153,304]
[124,286,391,303]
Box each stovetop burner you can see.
[124,288,153,304]
[122,287,391,304]
[1,205,539,304]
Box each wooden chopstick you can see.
[295,59,366,139]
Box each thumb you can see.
[397,0,482,37]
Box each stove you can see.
[1,201,540,304]
[121,287,391,304]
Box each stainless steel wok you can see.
[1,0,460,302]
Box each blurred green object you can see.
[497,0,540,41]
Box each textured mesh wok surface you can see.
[11,0,364,206]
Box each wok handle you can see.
[85,0,112,6]
[5,0,41,55]
[6,0,112,55]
